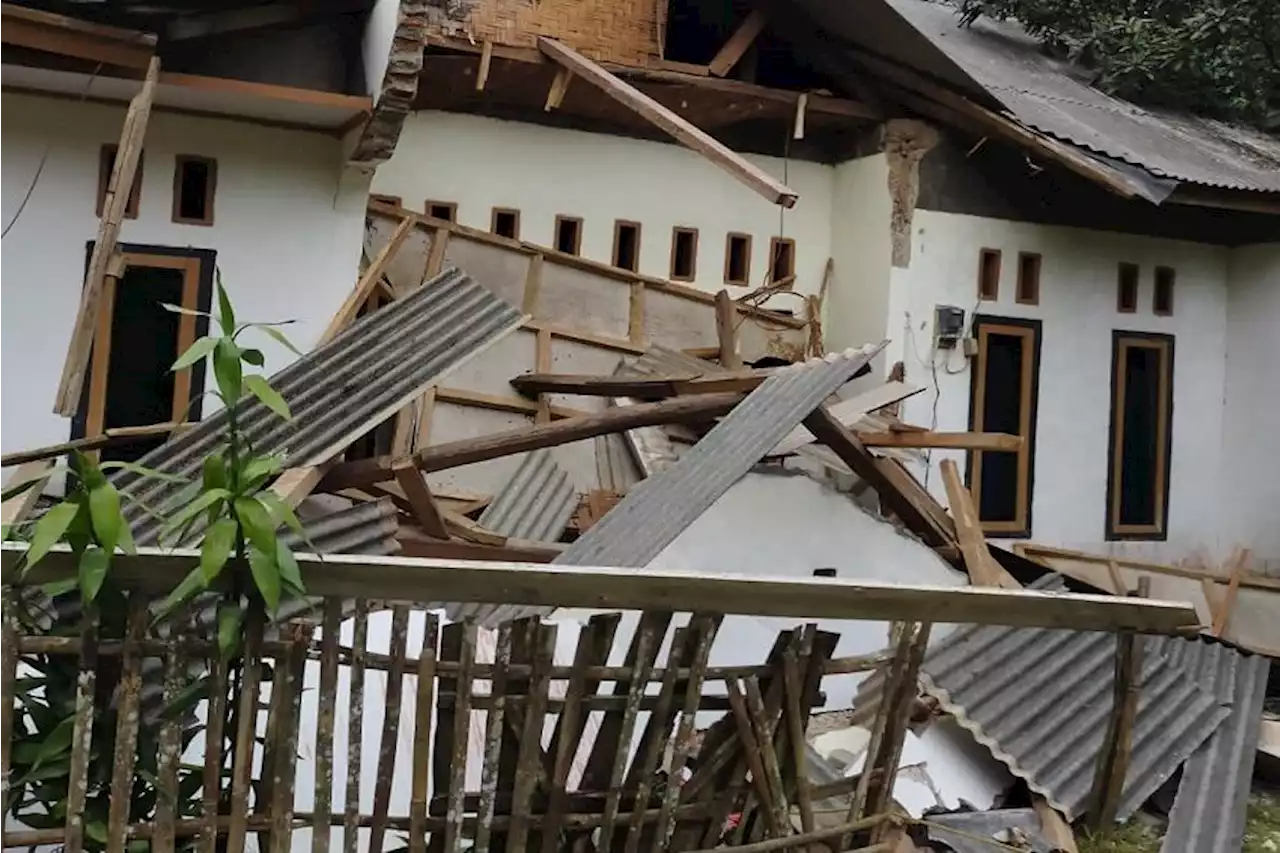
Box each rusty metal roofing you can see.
[114,267,524,544]
[878,0,1280,193]
[1162,648,1270,853]
[477,449,577,543]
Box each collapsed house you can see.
[2,0,1279,850]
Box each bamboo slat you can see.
[64,603,100,853]
[107,594,150,853]
[508,622,557,853]
[314,599,341,853]
[155,615,187,853]
[444,621,478,853]
[227,609,265,853]
[474,623,512,853]
[201,652,229,853]
[344,600,369,853]
[409,613,441,853]
[269,622,311,853]
[370,606,411,852]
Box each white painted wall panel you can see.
[884,209,1230,562]
[372,111,834,299]
[1,92,369,459]
[360,0,401,98]
[827,154,894,356]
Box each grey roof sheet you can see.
[913,576,1240,821]
[287,498,401,557]
[114,267,524,544]
[477,449,577,543]
[1162,648,1270,853]
[881,0,1280,192]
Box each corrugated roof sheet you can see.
[287,497,401,557]
[1162,649,1270,853]
[911,576,1239,821]
[477,449,577,543]
[880,0,1280,193]
[114,267,524,544]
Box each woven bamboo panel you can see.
[431,0,662,66]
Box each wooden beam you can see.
[707,10,766,78]
[537,37,798,208]
[165,2,370,41]
[859,432,1021,452]
[1,421,180,467]
[269,464,331,508]
[1018,542,1280,594]
[1212,548,1250,636]
[509,370,771,400]
[1,461,53,528]
[771,381,923,456]
[395,532,563,564]
[53,56,160,416]
[318,214,415,346]
[475,40,494,91]
[793,92,807,140]
[319,392,745,491]
[1032,796,1077,853]
[544,67,572,111]
[393,461,450,540]
[939,459,1018,588]
[8,545,1201,633]
[714,290,743,370]
[1,3,155,68]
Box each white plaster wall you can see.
[1220,243,1280,570]
[827,153,894,355]
[360,0,400,98]
[1,92,369,458]
[373,111,834,298]
[883,210,1230,562]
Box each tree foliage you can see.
[954,0,1280,124]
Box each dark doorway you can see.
[75,246,214,463]
[967,316,1041,537]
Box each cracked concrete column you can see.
[885,119,940,269]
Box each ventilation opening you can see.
[173,156,216,225]
[371,193,402,208]
[555,216,583,255]
[1117,263,1138,312]
[1154,266,1175,316]
[769,237,794,282]
[492,208,520,239]
[1016,252,1040,305]
[98,144,143,219]
[725,233,751,285]
[613,221,640,272]
[978,249,1001,301]
[427,201,457,222]
[670,227,698,281]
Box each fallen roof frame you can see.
[4,544,1201,633]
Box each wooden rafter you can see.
[537,37,799,208]
[1,3,155,68]
[708,10,767,78]
[939,459,1018,588]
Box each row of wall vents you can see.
[977,248,1174,316]
[97,145,216,226]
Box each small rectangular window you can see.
[171,155,217,226]
[725,233,752,286]
[1117,263,1139,313]
[769,237,795,283]
[97,144,143,219]
[977,249,1001,301]
[670,227,699,281]
[612,220,641,272]
[1016,252,1040,305]
[426,200,457,222]
[491,207,520,239]
[1154,266,1175,316]
[370,193,402,208]
[1107,332,1173,539]
[555,215,583,255]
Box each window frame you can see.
[724,232,753,286]
[611,219,642,272]
[426,200,458,223]
[97,144,143,219]
[491,207,521,240]
[1015,252,1041,305]
[1117,262,1139,313]
[977,248,1001,301]
[669,226,699,282]
[1105,331,1174,540]
[768,236,795,283]
[1153,266,1175,316]
[966,315,1042,538]
[171,154,218,226]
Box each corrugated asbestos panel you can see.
[612,346,718,477]
[286,498,401,557]
[880,0,1280,192]
[914,577,1238,821]
[1162,651,1270,853]
[477,449,577,543]
[114,267,525,545]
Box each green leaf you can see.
[234,496,277,558]
[156,565,208,620]
[241,348,265,367]
[216,270,236,335]
[14,756,71,785]
[275,541,304,596]
[35,716,76,767]
[258,323,302,356]
[160,303,212,318]
[87,483,122,554]
[202,454,228,492]
[243,375,291,421]
[247,546,281,613]
[40,577,79,597]
[217,602,243,658]
[199,519,237,582]
[214,338,243,408]
[86,821,109,845]
[78,547,110,602]
[99,460,188,483]
[24,502,81,570]
[241,453,285,491]
[158,677,209,720]
[257,491,310,545]
[160,488,229,539]
[71,449,107,491]
[171,335,219,372]
[116,513,137,556]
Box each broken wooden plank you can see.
[772,382,922,456]
[54,56,160,415]
[342,601,368,853]
[715,289,744,369]
[313,600,341,853]
[1212,547,1250,636]
[537,37,798,207]
[708,10,766,77]
[474,623,511,853]
[1032,795,1078,853]
[508,622,557,853]
[63,605,101,853]
[318,391,746,490]
[476,40,493,91]
[544,66,572,111]
[510,370,770,400]
[1088,598,1146,829]
[409,613,440,853]
[861,432,1022,451]
[16,544,1203,633]
[1,459,53,527]
[444,621,478,853]
[106,594,149,853]
[1,421,180,466]
[318,213,416,346]
[394,460,451,539]
[939,459,1018,588]
[271,463,331,508]
[369,606,410,853]
[226,609,264,853]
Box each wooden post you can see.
[715,290,743,370]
